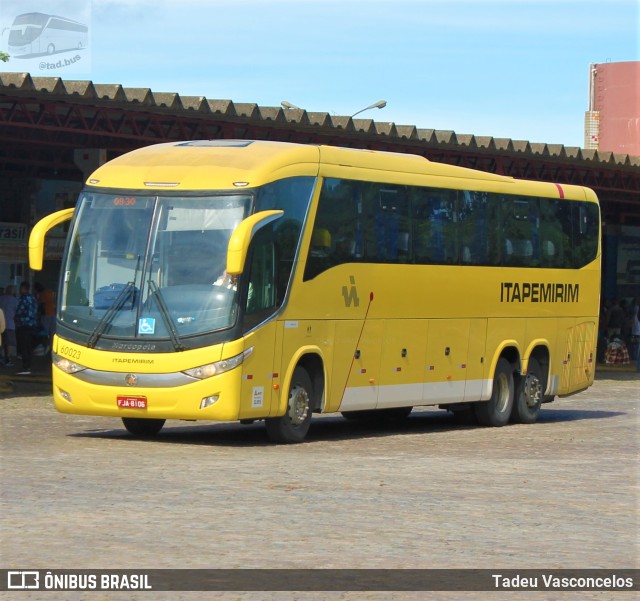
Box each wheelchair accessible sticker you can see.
[138,317,156,335]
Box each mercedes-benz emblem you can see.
[125,374,138,386]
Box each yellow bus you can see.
[29,140,601,443]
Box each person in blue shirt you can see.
[14,281,39,375]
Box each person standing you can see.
[0,284,18,366]
[631,297,640,362]
[14,281,39,375]
[34,282,56,355]
[0,306,5,360]
[605,299,625,339]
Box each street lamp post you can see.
[351,100,387,118]
[281,100,387,117]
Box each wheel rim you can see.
[289,385,310,426]
[495,373,510,413]
[523,374,542,409]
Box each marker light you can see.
[183,347,254,380]
[52,352,87,374]
[200,395,219,409]
[58,389,73,403]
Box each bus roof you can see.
[86,140,591,200]
[87,140,321,190]
[12,12,86,26]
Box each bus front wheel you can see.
[122,417,165,436]
[47,44,55,55]
[512,357,543,423]
[474,357,514,427]
[265,366,313,444]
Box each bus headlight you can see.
[52,352,87,374]
[183,347,253,380]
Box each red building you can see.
[585,61,640,156]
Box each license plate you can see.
[117,396,147,409]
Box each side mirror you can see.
[226,210,284,275]
[29,208,75,271]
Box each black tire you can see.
[47,44,55,55]
[122,417,165,436]
[474,357,514,426]
[512,357,543,423]
[342,407,412,421]
[265,366,313,443]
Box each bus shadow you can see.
[70,406,626,447]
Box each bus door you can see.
[237,228,281,420]
[378,319,428,409]
[423,319,471,404]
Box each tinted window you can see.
[304,177,598,278]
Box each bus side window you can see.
[411,187,458,265]
[362,183,409,263]
[459,190,493,265]
[572,202,599,267]
[502,196,539,267]
[539,199,565,267]
[256,176,315,289]
[303,178,359,280]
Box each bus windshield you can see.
[7,13,47,46]
[60,192,252,344]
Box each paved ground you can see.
[0,363,638,600]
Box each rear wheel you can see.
[122,417,165,436]
[512,357,543,423]
[265,366,313,443]
[474,357,514,426]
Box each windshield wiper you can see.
[148,280,185,352]
[87,282,136,349]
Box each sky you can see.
[0,0,638,148]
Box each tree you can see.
[0,52,9,63]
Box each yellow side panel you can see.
[326,321,359,413]
[334,320,383,411]
[378,319,428,408]
[423,319,470,404]
[464,319,488,402]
